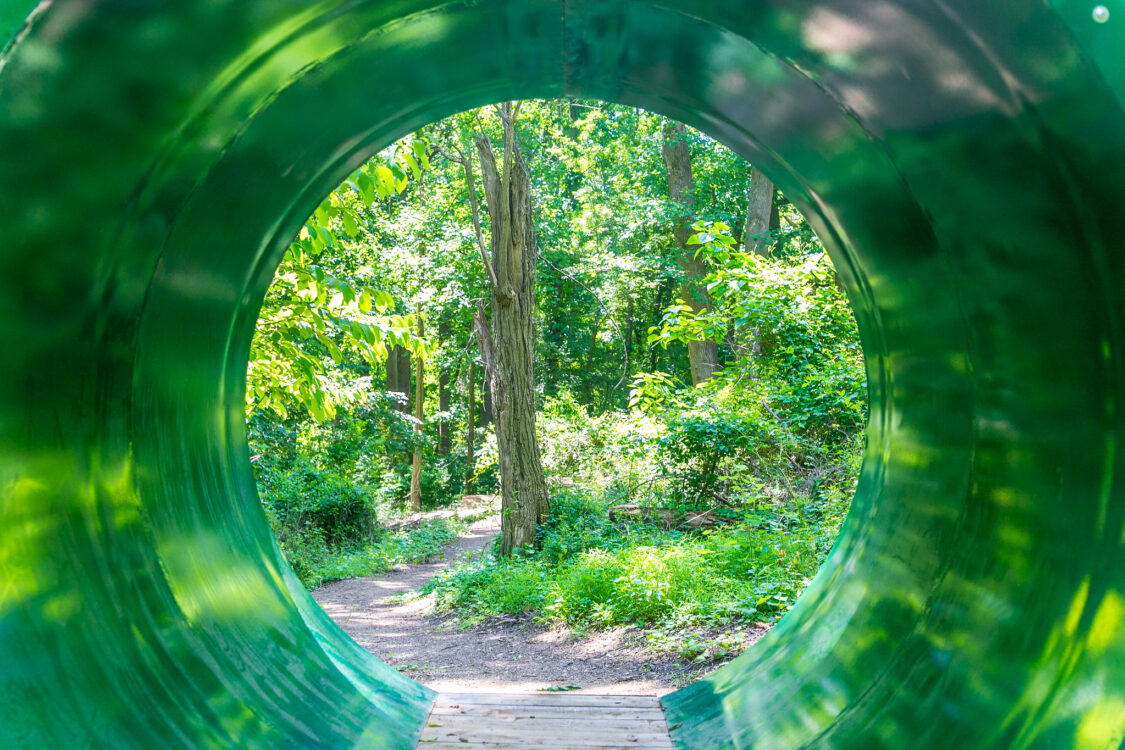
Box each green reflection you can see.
[2,0,1124,748]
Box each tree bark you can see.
[745,167,775,257]
[662,122,719,385]
[437,320,452,455]
[465,358,477,494]
[385,345,412,413]
[473,102,550,556]
[408,316,424,512]
[650,279,673,371]
[581,314,602,403]
[398,347,412,413]
[385,346,400,404]
[480,345,493,428]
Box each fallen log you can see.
[607,504,725,530]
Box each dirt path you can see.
[312,515,723,696]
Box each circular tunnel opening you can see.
[244,100,868,696]
[3,2,1125,749]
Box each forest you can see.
[246,100,866,668]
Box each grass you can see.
[280,517,464,590]
[423,487,849,659]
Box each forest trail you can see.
[312,514,696,696]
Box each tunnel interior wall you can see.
[1,1,1125,748]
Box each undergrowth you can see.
[275,516,462,590]
[424,481,852,660]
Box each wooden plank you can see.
[427,714,666,730]
[421,745,671,750]
[435,693,661,709]
[421,744,672,750]
[425,716,668,733]
[419,693,674,749]
[429,705,667,721]
[420,733,673,748]
[419,723,672,747]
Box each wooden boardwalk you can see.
[418,692,674,749]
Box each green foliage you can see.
[427,487,848,641]
[653,221,865,445]
[428,553,551,625]
[279,517,461,590]
[258,455,378,547]
[247,144,432,422]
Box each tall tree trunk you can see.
[465,358,477,494]
[625,297,635,356]
[398,347,412,413]
[408,316,424,512]
[385,346,400,404]
[472,102,550,556]
[662,122,719,385]
[744,168,781,373]
[480,355,493,428]
[437,320,452,455]
[386,345,412,413]
[745,166,775,256]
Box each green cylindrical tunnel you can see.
[2,1,1125,747]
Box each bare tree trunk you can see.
[437,320,452,455]
[471,102,550,556]
[480,372,492,428]
[650,279,672,371]
[465,358,476,494]
[745,167,775,256]
[385,346,400,404]
[386,345,412,413]
[398,347,412,412]
[662,122,719,385]
[408,315,424,512]
[744,168,781,372]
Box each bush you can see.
[276,517,462,590]
[267,506,331,586]
[537,491,619,566]
[429,554,549,621]
[261,456,379,547]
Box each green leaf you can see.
[374,289,395,312]
[375,165,396,197]
[402,152,422,181]
[341,210,358,237]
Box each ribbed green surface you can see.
[1,1,1123,747]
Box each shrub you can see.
[429,554,549,620]
[428,481,853,636]
[259,455,378,547]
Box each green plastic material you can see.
[2,1,1125,748]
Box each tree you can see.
[408,314,425,511]
[467,103,550,555]
[662,122,720,385]
[385,345,412,412]
[465,357,477,493]
[745,167,775,257]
